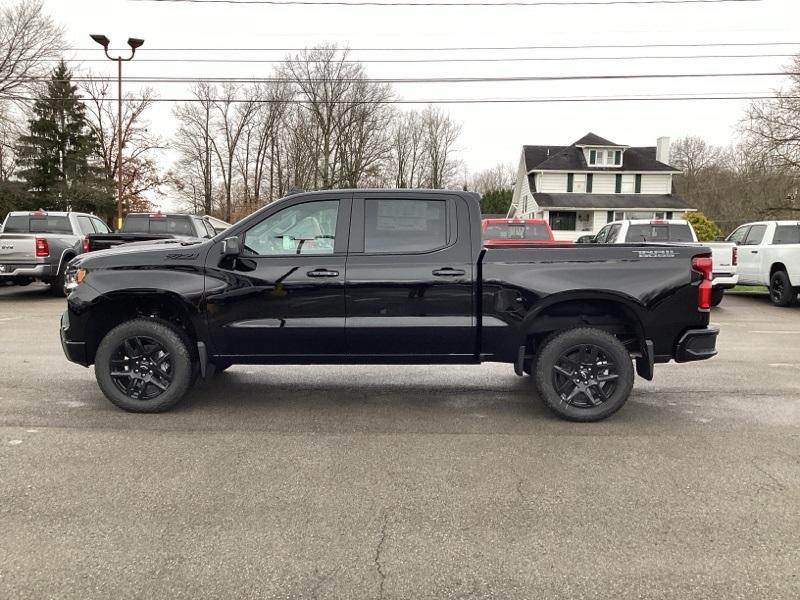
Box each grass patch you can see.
[729,285,768,293]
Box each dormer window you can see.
[588,149,622,167]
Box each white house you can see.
[508,133,694,241]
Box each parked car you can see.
[61,189,719,421]
[481,218,557,246]
[0,210,109,295]
[86,212,223,252]
[589,219,738,306]
[725,220,800,306]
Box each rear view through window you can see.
[125,215,194,236]
[3,215,72,234]
[483,222,549,240]
[625,223,693,243]
[364,199,447,253]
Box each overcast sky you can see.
[42,0,800,178]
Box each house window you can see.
[607,210,614,223]
[614,150,621,165]
[589,150,596,165]
[615,174,622,193]
[522,194,528,214]
[586,173,593,193]
[549,211,577,231]
[567,173,574,192]
[635,174,642,193]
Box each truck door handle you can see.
[432,268,465,277]
[306,268,339,278]
[750,250,758,254]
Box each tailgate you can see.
[0,234,37,263]
[708,243,735,272]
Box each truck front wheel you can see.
[94,319,195,412]
[533,328,634,422]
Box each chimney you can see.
[656,136,671,165]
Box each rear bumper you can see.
[711,273,738,288]
[60,310,88,366]
[0,263,54,279]
[675,325,719,362]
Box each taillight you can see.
[82,236,90,253]
[35,236,49,257]
[731,245,738,266]
[692,255,713,311]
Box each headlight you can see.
[64,267,88,292]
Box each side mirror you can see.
[222,236,241,257]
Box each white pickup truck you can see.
[590,219,738,306]
[725,221,800,306]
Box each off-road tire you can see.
[534,327,634,422]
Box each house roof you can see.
[522,134,679,173]
[533,193,691,210]
[572,132,621,147]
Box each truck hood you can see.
[72,239,211,269]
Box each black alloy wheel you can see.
[769,270,796,307]
[534,327,634,422]
[95,318,194,412]
[551,343,619,409]
[109,336,174,401]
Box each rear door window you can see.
[772,225,800,244]
[364,199,448,254]
[91,218,111,234]
[726,225,749,244]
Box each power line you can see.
[130,0,761,6]
[66,41,799,52]
[38,52,799,64]
[2,94,788,104]
[16,71,796,84]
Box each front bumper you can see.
[0,263,54,279]
[675,325,719,362]
[60,310,88,366]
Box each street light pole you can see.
[90,35,144,229]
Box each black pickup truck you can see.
[60,189,718,421]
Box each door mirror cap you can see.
[222,236,241,257]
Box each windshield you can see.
[483,223,549,240]
[3,214,72,234]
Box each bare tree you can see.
[173,83,216,214]
[210,83,256,221]
[83,77,166,211]
[0,0,64,104]
[468,162,515,194]
[421,105,462,189]
[390,110,427,188]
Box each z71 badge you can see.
[632,249,676,258]
[165,253,199,261]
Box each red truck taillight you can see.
[692,255,713,311]
[82,236,90,253]
[35,236,49,257]
[732,245,738,266]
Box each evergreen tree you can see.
[16,60,112,215]
[480,188,513,215]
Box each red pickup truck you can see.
[481,218,558,247]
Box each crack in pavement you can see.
[374,513,389,600]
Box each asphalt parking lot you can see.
[0,284,798,599]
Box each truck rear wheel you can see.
[533,328,634,422]
[769,270,797,307]
[94,319,194,412]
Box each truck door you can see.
[204,194,351,358]
[344,192,475,358]
[739,224,768,284]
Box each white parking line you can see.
[0,316,22,322]
[749,330,800,334]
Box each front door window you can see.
[243,200,339,256]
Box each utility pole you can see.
[89,34,144,229]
